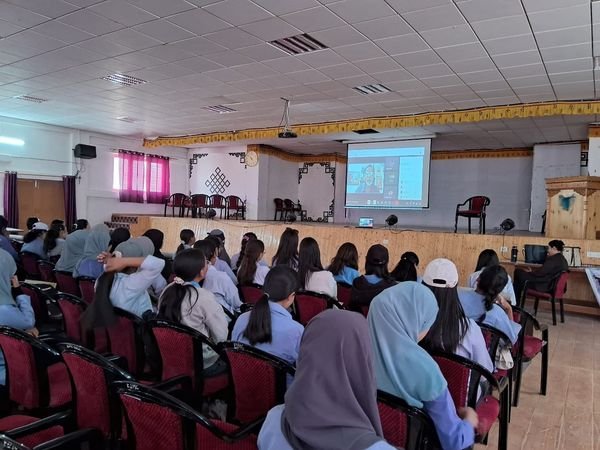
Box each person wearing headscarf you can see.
[368,282,477,450]
[143,229,172,280]
[258,309,395,450]
[108,227,130,253]
[0,249,37,384]
[0,215,18,261]
[81,237,165,328]
[55,229,90,273]
[73,224,111,279]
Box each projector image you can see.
[278,130,297,139]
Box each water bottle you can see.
[510,246,518,263]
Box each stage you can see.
[128,215,600,318]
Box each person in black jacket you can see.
[513,239,569,303]
[349,244,396,316]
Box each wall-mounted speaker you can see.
[73,144,96,159]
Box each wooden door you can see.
[17,179,65,230]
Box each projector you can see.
[278,130,297,139]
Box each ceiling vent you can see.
[353,129,380,135]
[353,84,392,95]
[204,105,237,114]
[13,95,47,103]
[269,33,328,55]
[101,73,147,87]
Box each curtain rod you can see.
[109,148,183,161]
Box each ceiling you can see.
[0,0,598,149]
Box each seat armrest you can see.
[37,428,104,450]
[153,375,193,395]
[6,411,71,440]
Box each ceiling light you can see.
[269,33,328,55]
[13,95,47,103]
[353,84,392,95]
[204,105,237,113]
[595,57,600,70]
[116,116,138,123]
[0,136,24,146]
[102,73,147,87]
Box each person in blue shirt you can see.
[73,224,110,279]
[328,242,360,285]
[21,222,49,259]
[0,249,37,385]
[369,282,478,450]
[205,236,237,284]
[0,215,18,261]
[232,265,303,367]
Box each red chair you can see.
[77,277,95,305]
[454,195,490,234]
[511,305,549,407]
[431,351,508,450]
[377,390,439,450]
[149,319,229,400]
[20,252,41,280]
[0,327,72,413]
[226,196,246,220]
[220,342,295,424]
[187,194,209,218]
[336,282,352,306]
[53,293,88,346]
[38,261,56,284]
[273,198,285,221]
[164,193,189,217]
[209,194,227,219]
[105,308,149,379]
[115,381,260,450]
[0,411,68,449]
[238,283,264,305]
[294,290,343,326]
[523,271,569,325]
[54,271,80,297]
[20,283,50,327]
[0,428,104,450]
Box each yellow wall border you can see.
[431,148,533,160]
[249,144,347,163]
[143,101,600,149]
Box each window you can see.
[115,150,170,204]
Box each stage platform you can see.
[129,215,600,318]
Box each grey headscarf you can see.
[115,236,155,258]
[0,249,17,305]
[281,309,384,450]
[55,229,89,272]
[81,224,110,260]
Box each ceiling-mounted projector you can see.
[278,97,297,139]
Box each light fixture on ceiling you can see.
[269,33,328,55]
[353,84,392,95]
[278,97,297,139]
[101,73,147,87]
[204,105,237,114]
[116,116,138,123]
[0,136,24,146]
[13,95,47,103]
[595,57,600,70]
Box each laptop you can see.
[357,217,374,228]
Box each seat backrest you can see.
[221,342,293,424]
[239,284,264,305]
[20,252,40,278]
[273,198,283,208]
[210,194,225,207]
[283,198,295,208]
[106,310,144,376]
[38,261,56,283]
[168,193,187,206]
[78,278,95,304]
[190,194,208,207]
[294,291,332,326]
[226,196,243,208]
[553,271,569,299]
[432,354,471,409]
[377,397,408,448]
[468,196,489,212]
[54,294,87,344]
[336,282,352,305]
[20,284,48,326]
[55,271,81,297]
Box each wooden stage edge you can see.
[130,216,600,318]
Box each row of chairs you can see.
[273,198,304,221]
[164,193,245,219]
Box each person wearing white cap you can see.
[21,222,49,259]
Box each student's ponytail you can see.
[158,283,198,323]
[242,294,272,345]
[477,265,509,311]
[81,271,117,329]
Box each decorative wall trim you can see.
[188,152,208,178]
[228,152,246,166]
[431,148,533,160]
[250,144,346,163]
[143,101,600,148]
[297,162,336,222]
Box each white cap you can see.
[422,258,459,288]
[32,222,49,231]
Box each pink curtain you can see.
[146,154,170,204]
[118,150,145,203]
[62,175,77,231]
[3,171,18,227]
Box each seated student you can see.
[400,251,421,282]
[21,222,49,259]
[143,229,172,281]
[237,239,270,286]
[0,216,18,261]
[231,232,267,271]
[45,223,67,258]
[26,217,39,231]
[194,239,242,314]
[158,248,229,376]
[328,242,360,285]
[298,237,337,299]
[176,229,195,255]
[513,240,569,302]
[108,227,130,253]
[258,309,394,450]
[73,224,111,279]
[55,229,90,273]
[349,244,396,314]
[0,249,37,385]
[459,265,521,345]
[420,259,493,372]
[390,259,417,282]
[468,249,517,305]
[83,237,166,322]
[271,227,299,270]
[232,266,303,366]
[206,235,237,284]
[207,229,231,266]
[72,219,89,233]
[369,282,478,450]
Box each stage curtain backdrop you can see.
[145,154,170,204]
[3,171,18,227]
[63,175,77,231]
[118,150,145,203]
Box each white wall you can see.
[258,154,298,220]
[529,143,581,232]
[298,162,336,222]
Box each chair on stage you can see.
[163,193,189,217]
[283,199,303,221]
[454,196,490,234]
[226,196,246,220]
[209,194,227,219]
[273,198,285,221]
[187,194,209,218]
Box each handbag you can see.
[562,246,581,267]
[495,345,514,370]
